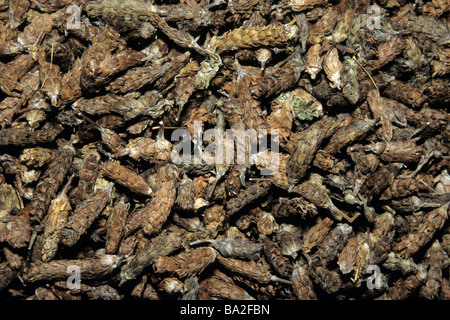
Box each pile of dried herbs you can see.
[0,0,449,300]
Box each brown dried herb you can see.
[0,215,32,249]
[291,259,317,300]
[211,22,298,53]
[198,269,255,300]
[287,116,341,190]
[60,183,114,247]
[226,181,271,216]
[0,123,65,146]
[119,227,185,284]
[262,237,293,278]
[248,47,304,99]
[154,247,217,278]
[302,217,333,254]
[123,163,178,237]
[22,254,123,283]
[28,138,75,220]
[191,237,263,261]
[217,255,291,284]
[0,0,449,301]
[360,163,404,200]
[40,176,73,262]
[19,147,55,168]
[393,202,449,259]
[379,273,423,300]
[310,223,353,268]
[105,196,129,254]
[175,174,196,212]
[102,161,153,196]
[419,240,445,299]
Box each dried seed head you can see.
[0,184,23,216]
[255,48,272,72]
[305,43,323,80]
[105,197,129,254]
[0,215,33,248]
[287,0,329,12]
[172,213,204,232]
[276,226,303,259]
[102,161,153,196]
[332,10,355,44]
[175,174,196,212]
[191,237,263,261]
[308,7,338,44]
[213,23,299,53]
[323,48,342,89]
[288,117,341,189]
[290,88,323,121]
[256,211,277,236]
[60,182,114,247]
[342,56,360,104]
[154,247,217,278]
[382,252,418,275]
[160,277,187,295]
[291,260,317,300]
[198,270,255,300]
[302,217,333,254]
[195,57,221,90]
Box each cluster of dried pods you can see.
[1,0,449,300]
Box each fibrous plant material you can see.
[105,196,129,254]
[40,176,73,262]
[123,163,178,237]
[287,116,341,190]
[22,254,123,282]
[0,123,65,146]
[210,22,299,53]
[28,138,75,220]
[226,181,271,216]
[291,259,317,300]
[0,215,33,249]
[60,183,114,247]
[190,237,263,261]
[262,236,293,278]
[302,217,333,254]
[101,160,153,196]
[217,255,291,285]
[392,202,449,259]
[0,0,449,302]
[198,269,255,300]
[154,247,217,278]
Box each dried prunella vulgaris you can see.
[28,138,75,220]
[154,247,217,278]
[123,163,178,237]
[287,116,341,190]
[102,161,152,196]
[291,259,317,300]
[0,0,448,301]
[190,237,263,261]
[22,254,123,283]
[60,183,114,247]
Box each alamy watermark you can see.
[365,264,384,290]
[66,265,81,290]
[65,3,382,31]
[170,121,280,175]
[66,5,81,30]
[367,4,382,30]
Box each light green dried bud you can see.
[342,56,359,104]
[382,252,418,275]
[195,57,221,90]
[274,88,323,121]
